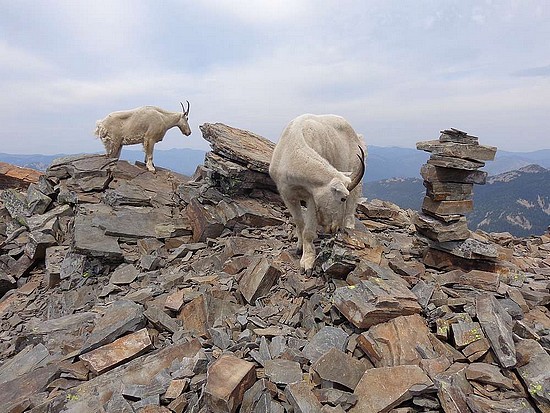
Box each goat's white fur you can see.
[94,104,191,172]
[269,114,366,274]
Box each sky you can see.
[1,0,550,155]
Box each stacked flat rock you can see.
[415,128,497,243]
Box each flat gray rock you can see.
[80,300,145,354]
[303,326,348,363]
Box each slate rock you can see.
[103,181,153,207]
[466,394,537,413]
[439,129,479,144]
[204,354,256,413]
[414,213,470,242]
[465,362,515,390]
[0,364,60,413]
[199,123,274,174]
[302,326,348,363]
[110,263,140,285]
[284,381,324,413]
[26,183,52,215]
[25,230,57,260]
[54,340,202,411]
[434,363,472,413]
[421,164,487,184]
[313,388,358,410]
[178,293,242,338]
[80,300,145,354]
[350,365,434,413]
[422,196,474,216]
[451,321,485,349]
[427,155,485,171]
[515,339,550,412]
[0,272,16,297]
[476,294,516,368]
[1,188,29,220]
[417,140,497,161]
[333,279,421,329]
[241,379,278,413]
[311,347,367,390]
[423,180,474,201]
[357,314,439,368]
[204,151,277,194]
[238,257,281,304]
[144,305,180,334]
[80,328,152,375]
[0,343,51,384]
[264,358,302,385]
[73,214,123,261]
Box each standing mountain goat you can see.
[94,102,191,172]
[269,114,366,275]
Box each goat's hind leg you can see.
[282,195,305,256]
[143,139,156,172]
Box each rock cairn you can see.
[0,124,549,413]
[414,129,502,268]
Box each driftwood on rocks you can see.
[0,122,548,412]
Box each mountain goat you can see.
[94,102,191,172]
[269,114,366,275]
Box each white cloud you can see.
[0,41,55,73]
[50,0,148,56]
[197,0,311,25]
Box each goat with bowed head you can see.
[269,114,366,275]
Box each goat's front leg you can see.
[284,198,305,255]
[344,186,361,229]
[112,143,123,159]
[300,201,318,276]
[104,138,121,159]
[143,139,156,172]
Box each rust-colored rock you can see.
[79,328,152,375]
[0,162,42,189]
[350,365,433,413]
[204,354,256,413]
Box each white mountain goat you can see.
[269,114,366,275]
[94,102,191,172]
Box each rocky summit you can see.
[0,123,549,413]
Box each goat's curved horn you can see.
[347,145,365,191]
[180,101,190,116]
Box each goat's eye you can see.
[340,197,346,202]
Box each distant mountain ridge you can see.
[3,146,550,181]
[470,164,550,237]
[365,164,550,237]
[2,147,549,236]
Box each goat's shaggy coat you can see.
[269,114,366,274]
[94,103,191,172]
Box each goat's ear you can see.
[341,172,353,187]
[330,178,349,196]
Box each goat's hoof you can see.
[305,268,313,277]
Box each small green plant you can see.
[528,382,544,397]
